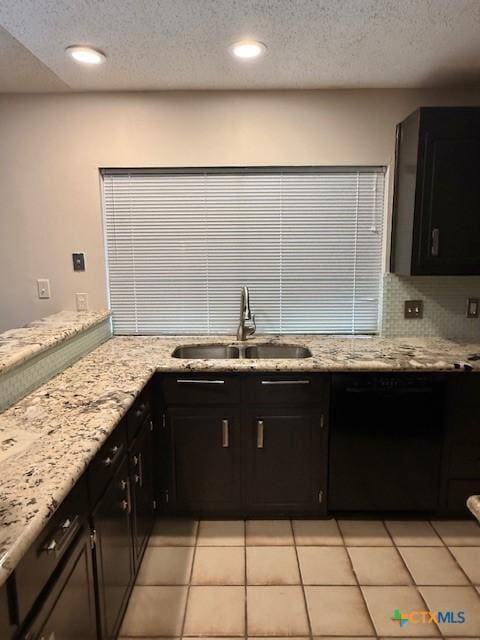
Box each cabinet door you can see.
[245,407,324,515]
[169,408,241,514]
[420,136,480,273]
[131,417,155,568]
[93,456,134,640]
[22,529,97,640]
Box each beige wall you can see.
[1,89,480,332]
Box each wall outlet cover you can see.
[72,252,86,271]
[466,297,480,318]
[75,293,89,311]
[404,299,423,319]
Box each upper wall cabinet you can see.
[390,107,480,275]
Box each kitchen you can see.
[1,1,480,639]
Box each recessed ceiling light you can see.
[66,45,106,65]
[230,40,266,60]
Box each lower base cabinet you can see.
[245,407,325,514]
[131,418,156,564]
[22,526,97,640]
[92,455,134,640]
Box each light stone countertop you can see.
[0,310,111,376]
[1,332,480,587]
[467,496,480,523]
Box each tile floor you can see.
[119,518,480,640]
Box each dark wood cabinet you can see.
[130,417,156,566]
[21,526,97,640]
[441,373,480,515]
[169,407,242,514]
[391,107,480,275]
[0,583,14,640]
[245,407,325,515]
[92,456,134,640]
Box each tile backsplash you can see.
[381,273,480,339]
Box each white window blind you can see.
[103,168,385,335]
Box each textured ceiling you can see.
[1,0,480,92]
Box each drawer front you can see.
[243,374,326,405]
[163,375,240,405]
[447,478,480,515]
[449,442,480,475]
[88,419,127,507]
[15,475,89,624]
[127,392,151,442]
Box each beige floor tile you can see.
[184,586,245,636]
[246,520,294,546]
[120,586,187,636]
[399,547,469,586]
[197,520,245,546]
[247,546,300,585]
[247,585,309,636]
[297,546,356,585]
[292,519,343,545]
[430,520,480,546]
[450,547,480,584]
[313,638,374,639]
[419,586,480,637]
[385,521,443,546]
[191,547,245,585]
[305,585,374,636]
[348,547,412,585]
[135,546,194,585]
[361,586,440,637]
[149,518,198,546]
[338,520,393,546]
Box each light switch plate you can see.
[404,299,423,319]
[37,278,51,299]
[466,297,479,318]
[72,252,86,271]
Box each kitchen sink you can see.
[172,343,312,359]
[244,344,312,359]
[172,345,240,359]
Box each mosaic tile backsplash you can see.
[381,273,480,339]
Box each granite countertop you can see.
[467,495,480,523]
[0,310,111,376]
[2,332,480,587]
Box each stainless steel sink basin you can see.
[172,345,240,359]
[244,344,312,359]
[172,343,312,359]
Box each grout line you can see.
[337,520,380,640]
[381,518,447,638]
[292,519,315,640]
[179,519,200,640]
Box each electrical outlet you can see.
[466,297,480,318]
[76,293,89,311]
[37,279,51,299]
[404,300,423,319]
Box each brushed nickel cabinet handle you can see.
[222,419,229,448]
[257,420,264,449]
[176,379,225,385]
[431,227,440,256]
[260,380,310,385]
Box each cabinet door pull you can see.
[176,379,225,385]
[257,420,264,449]
[261,380,310,385]
[431,227,440,256]
[138,452,143,487]
[42,514,80,556]
[222,419,229,448]
[102,442,124,467]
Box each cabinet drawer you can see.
[243,374,326,404]
[15,475,89,625]
[127,392,150,442]
[446,479,480,515]
[449,443,480,475]
[163,375,240,405]
[88,419,127,507]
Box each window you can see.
[102,168,385,335]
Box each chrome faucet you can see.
[237,286,256,341]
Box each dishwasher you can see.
[328,373,445,512]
